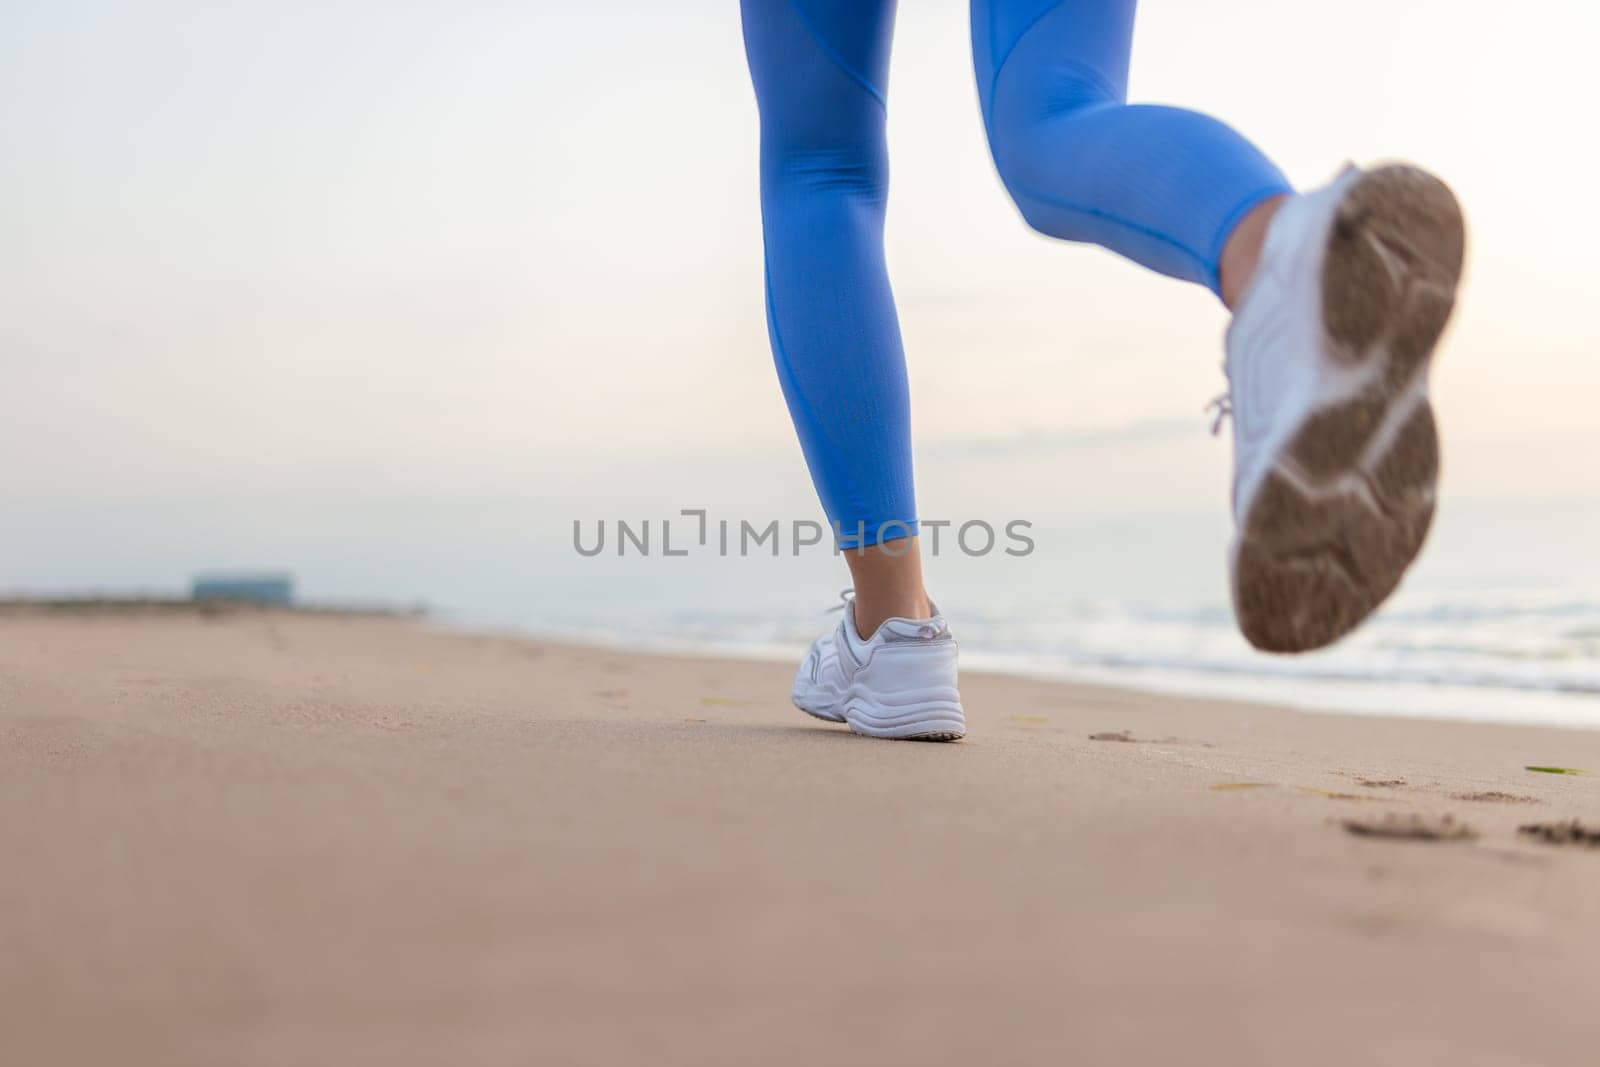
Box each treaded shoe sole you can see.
[844,687,966,741]
[1233,164,1466,653]
[792,681,965,741]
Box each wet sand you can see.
[3,612,1598,1065]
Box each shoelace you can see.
[826,588,854,613]
[1204,392,1232,436]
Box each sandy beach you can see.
[3,609,1598,1065]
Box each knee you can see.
[988,145,1056,236]
[982,64,1119,228]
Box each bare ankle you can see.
[1219,194,1289,310]
[852,590,932,640]
[843,535,931,639]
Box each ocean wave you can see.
[512,588,1600,726]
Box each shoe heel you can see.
[1323,164,1465,372]
[843,686,966,741]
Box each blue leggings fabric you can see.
[741,0,1291,547]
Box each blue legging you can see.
[741,0,1291,548]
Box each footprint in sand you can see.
[1088,730,1188,744]
[1518,820,1600,848]
[1342,813,1477,842]
[1333,772,1407,788]
[1215,784,1390,801]
[1450,790,1540,804]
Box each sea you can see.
[490,496,1600,730]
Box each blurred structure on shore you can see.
[191,572,294,607]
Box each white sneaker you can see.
[791,593,966,741]
[1222,163,1466,652]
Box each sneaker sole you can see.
[1233,165,1465,653]
[792,683,965,742]
[791,695,845,724]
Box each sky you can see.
[2,0,1595,612]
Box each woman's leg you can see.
[741,0,929,635]
[971,0,1466,653]
[970,0,1292,298]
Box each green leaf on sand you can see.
[1525,766,1588,776]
